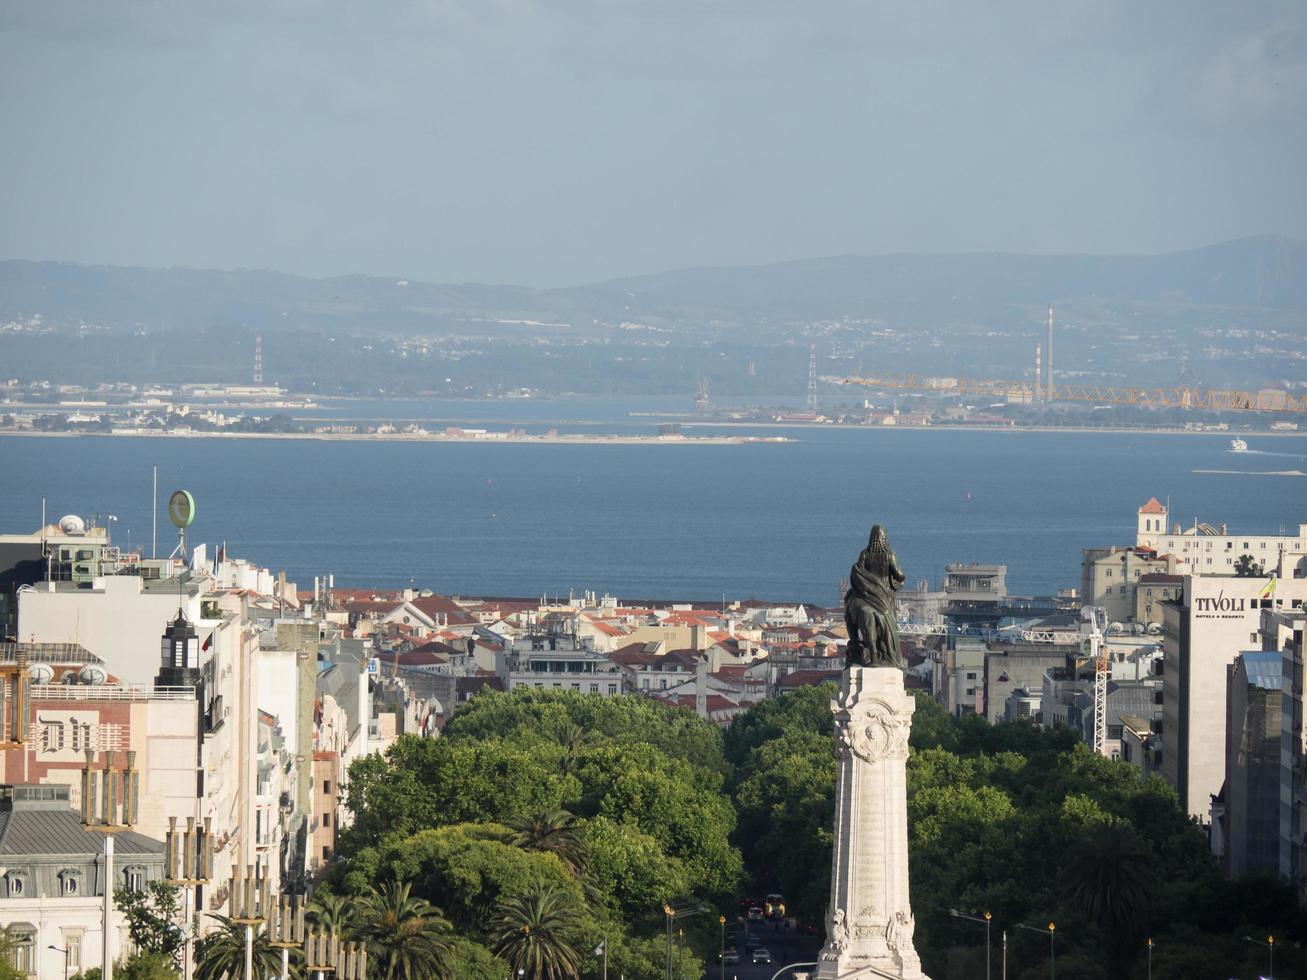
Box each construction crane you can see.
[1079,606,1110,757]
[839,374,1307,414]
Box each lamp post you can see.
[1244,934,1274,979]
[1146,937,1153,980]
[228,865,271,980]
[948,909,992,980]
[718,915,726,980]
[1015,922,1055,980]
[303,924,367,980]
[47,944,69,980]
[80,748,140,980]
[165,815,214,980]
[268,893,306,980]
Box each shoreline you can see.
[0,430,791,446]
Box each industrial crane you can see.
[839,374,1307,414]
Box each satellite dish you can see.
[27,663,54,685]
[78,664,108,686]
[168,490,196,529]
[58,515,86,534]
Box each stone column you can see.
[816,667,929,980]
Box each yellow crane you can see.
[839,374,1307,413]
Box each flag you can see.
[1261,574,1277,599]
[593,939,606,957]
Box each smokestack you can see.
[1046,304,1054,396]
[1034,343,1042,403]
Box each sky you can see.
[1,1,1305,286]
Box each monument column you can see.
[815,666,929,980]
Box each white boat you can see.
[1230,438,1248,453]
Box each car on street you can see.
[747,905,764,921]
[752,947,773,964]
[720,950,740,965]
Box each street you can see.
[707,917,822,980]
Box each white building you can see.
[1161,574,1307,820]
[1135,497,1307,579]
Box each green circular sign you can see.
[168,490,196,528]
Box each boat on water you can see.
[1231,438,1248,453]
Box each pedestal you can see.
[815,667,929,980]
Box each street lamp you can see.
[948,909,992,980]
[268,893,307,980]
[1015,922,1056,980]
[48,944,69,980]
[1146,936,1153,980]
[228,865,271,980]
[719,914,726,980]
[165,815,214,980]
[80,748,140,980]
[1244,934,1275,979]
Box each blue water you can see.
[1,422,1303,603]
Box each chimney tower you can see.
[1035,343,1042,403]
[1046,304,1053,396]
[253,334,263,385]
[807,344,818,412]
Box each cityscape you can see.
[0,490,1304,978]
[4,2,1307,979]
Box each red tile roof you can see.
[1139,497,1166,515]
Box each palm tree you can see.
[554,719,592,774]
[507,809,587,879]
[356,879,454,980]
[492,880,584,980]
[1062,822,1154,942]
[194,916,283,980]
[307,891,356,937]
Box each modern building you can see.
[495,630,623,697]
[1161,574,1307,820]
[941,564,1007,628]
[1222,651,1282,876]
[933,638,986,717]
[1135,497,1307,579]
[1271,610,1307,893]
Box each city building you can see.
[1135,497,1307,579]
[1161,574,1307,820]
[1080,547,1174,624]
[0,783,166,979]
[1221,651,1282,877]
[1272,610,1307,893]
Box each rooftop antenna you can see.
[167,490,195,563]
[152,465,158,560]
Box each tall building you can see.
[1272,610,1307,892]
[1161,574,1307,819]
[1223,651,1282,876]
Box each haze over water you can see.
[3,419,1302,604]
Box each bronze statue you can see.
[844,524,906,669]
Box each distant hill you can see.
[1,235,1304,334]
[1,236,1302,396]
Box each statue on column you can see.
[844,524,906,670]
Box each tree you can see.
[0,928,25,980]
[116,881,185,961]
[306,891,356,936]
[193,917,281,980]
[507,809,587,879]
[1234,554,1265,577]
[492,880,584,980]
[355,879,455,980]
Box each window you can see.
[322,846,331,861]
[322,812,331,828]
[322,780,331,794]
[125,867,145,892]
[965,672,977,680]
[59,869,80,895]
[62,933,82,971]
[607,684,617,695]
[1105,569,1112,578]
[5,873,25,897]
[589,683,598,694]
[10,929,33,974]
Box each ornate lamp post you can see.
[228,865,271,980]
[267,893,306,980]
[303,924,366,980]
[1244,934,1274,979]
[80,748,140,980]
[165,816,213,980]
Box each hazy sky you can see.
[2,1,1304,285]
